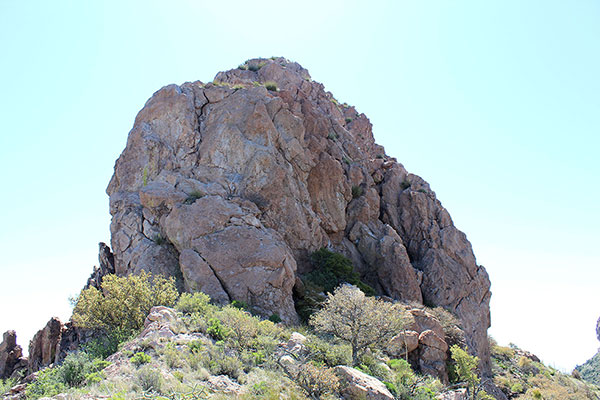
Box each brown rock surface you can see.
[0,331,26,379]
[106,57,492,371]
[28,318,62,373]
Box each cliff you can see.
[106,57,492,373]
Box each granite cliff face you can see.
[106,57,492,372]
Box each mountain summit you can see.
[106,57,492,373]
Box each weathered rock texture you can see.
[28,318,62,373]
[0,331,27,379]
[107,57,492,372]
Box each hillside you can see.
[2,278,599,400]
[3,58,595,399]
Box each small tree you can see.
[309,285,405,364]
[72,271,178,354]
[450,345,492,400]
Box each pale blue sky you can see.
[1,1,598,371]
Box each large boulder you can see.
[335,366,394,400]
[106,57,492,371]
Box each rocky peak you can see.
[106,57,492,373]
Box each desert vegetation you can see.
[5,252,599,399]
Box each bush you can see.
[310,285,406,364]
[231,300,250,310]
[25,367,66,399]
[264,81,278,91]
[351,185,364,199]
[25,352,110,399]
[136,365,163,392]
[184,190,204,204]
[60,352,93,387]
[304,248,375,296]
[82,329,132,359]
[268,314,282,323]
[306,335,352,367]
[450,345,491,399]
[207,318,232,341]
[130,351,152,366]
[0,378,16,396]
[160,343,185,369]
[296,362,340,398]
[176,292,212,315]
[72,271,178,348]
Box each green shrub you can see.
[25,352,110,399]
[310,285,406,364]
[264,81,278,91]
[60,352,94,387]
[351,185,364,199]
[510,382,524,393]
[450,345,491,399]
[72,271,178,350]
[0,378,16,396]
[176,292,212,315]
[327,132,338,140]
[188,339,205,354]
[401,180,411,190]
[296,362,340,398]
[345,117,353,123]
[136,365,163,392]
[268,314,282,323]
[184,190,204,204]
[306,335,352,367]
[238,64,248,70]
[304,248,375,296]
[207,318,232,341]
[231,300,250,310]
[25,367,66,399]
[161,343,185,369]
[206,350,243,379]
[82,329,132,359]
[130,351,152,366]
[152,233,167,245]
[248,61,266,72]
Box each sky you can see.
[0,0,598,372]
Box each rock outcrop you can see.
[28,318,62,373]
[84,242,115,290]
[0,331,27,379]
[106,57,492,372]
[389,307,452,383]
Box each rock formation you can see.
[0,331,27,379]
[28,317,62,373]
[106,57,492,372]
